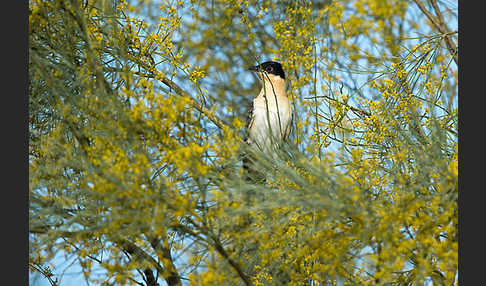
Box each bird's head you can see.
[248,61,286,83]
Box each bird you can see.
[243,61,292,180]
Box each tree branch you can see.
[103,66,231,132]
[157,75,229,131]
[176,217,252,286]
[29,262,59,286]
[412,0,457,64]
[211,236,252,286]
[148,235,183,286]
[119,239,165,286]
[429,0,458,64]
[30,226,166,286]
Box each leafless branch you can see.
[29,262,59,286]
[412,0,457,64]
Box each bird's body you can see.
[245,73,292,151]
[243,61,292,180]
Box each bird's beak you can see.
[248,65,260,72]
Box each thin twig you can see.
[412,0,457,64]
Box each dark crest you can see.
[248,61,285,79]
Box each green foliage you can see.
[29,0,457,285]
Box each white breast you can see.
[248,90,292,151]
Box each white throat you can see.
[259,74,286,99]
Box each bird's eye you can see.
[265,66,273,73]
